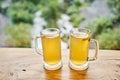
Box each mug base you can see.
[43,61,62,70]
[69,61,89,70]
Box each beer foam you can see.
[72,32,89,38]
[42,30,59,38]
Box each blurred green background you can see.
[0,0,120,50]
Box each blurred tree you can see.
[85,16,113,38]
[37,0,61,28]
[66,0,87,27]
[5,23,32,47]
[7,1,37,24]
[0,0,9,14]
[5,0,89,28]
[0,0,3,11]
[97,26,120,50]
[12,0,40,5]
[107,0,120,21]
[85,15,120,50]
[37,0,87,28]
[84,0,94,3]
[4,0,91,47]
[70,14,84,27]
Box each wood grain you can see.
[0,48,120,80]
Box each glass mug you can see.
[69,28,99,70]
[35,28,62,70]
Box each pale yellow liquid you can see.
[41,34,61,65]
[70,32,90,65]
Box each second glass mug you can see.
[69,28,99,70]
[35,28,62,70]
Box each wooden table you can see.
[0,48,120,80]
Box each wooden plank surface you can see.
[0,48,120,80]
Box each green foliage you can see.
[0,0,3,10]
[66,0,86,28]
[84,0,94,3]
[37,0,87,28]
[67,5,80,14]
[7,1,37,24]
[4,0,89,28]
[97,27,120,50]
[4,0,91,47]
[12,0,40,5]
[5,23,32,47]
[0,0,8,14]
[37,0,61,28]
[85,16,113,38]
[107,0,120,20]
[70,14,85,27]
[85,16,120,50]
[66,0,86,14]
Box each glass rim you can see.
[70,28,91,34]
[40,28,60,35]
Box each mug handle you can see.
[88,39,99,61]
[35,36,43,55]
